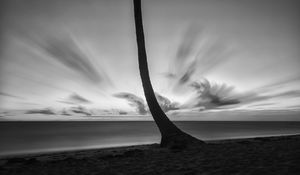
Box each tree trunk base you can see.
[160,131,205,150]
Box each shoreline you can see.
[1,134,300,174]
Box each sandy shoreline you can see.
[1,134,299,174]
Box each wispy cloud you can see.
[25,108,55,115]
[113,92,148,115]
[69,93,91,104]
[17,30,111,85]
[182,78,300,111]
[41,37,105,83]
[165,26,234,93]
[183,78,240,110]
[234,89,300,106]
[163,26,300,112]
[155,93,179,112]
[70,106,91,116]
[58,93,92,105]
[0,92,25,100]
[114,92,180,114]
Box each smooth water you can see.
[1,121,300,156]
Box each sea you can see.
[1,121,300,156]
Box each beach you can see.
[1,134,299,175]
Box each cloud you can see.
[58,93,92,105]
[161,25,300,112]
[25,108,55,115]
[114,78,300,114]
[57,100,77,105]
[41,37,104,83]
[67,93,91,104]
[256,75,300,92]
[114,92,180,114]
[70,106,91,116]
[113,92,148,115]
[155,93,179,112]
[234,89,300,106]
[273,90,300,98]
[165,26,234,93]
[0,92,25,100]
[175,26,202,63]
[17,30,111,85]
[183,78,300,110]
[61,109,71,116]
[118,111,128,115]
[183,78,240,110]
[167,26,201,90]
[60,106,93,116]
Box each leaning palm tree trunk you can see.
[133,0,204,148]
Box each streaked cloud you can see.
[0,0,299,120]
[25,108,55,115]
[17,30,111,85]
[57,93,92,106]
[69,93,91,103]
[166,26,234,93]
[113,92,148,115]
[183,78,240,110]
[114,92,181,114]
[70,106,92,116]
[155,93,179,112]
[0,92,25,100]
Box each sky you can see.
[0,0,300,120]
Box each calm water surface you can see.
[1,121,300,156]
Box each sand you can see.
[1,134,299,175]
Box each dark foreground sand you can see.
[1,135,300,175]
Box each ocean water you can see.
[1,121,300,156]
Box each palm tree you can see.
[133,0,204,148]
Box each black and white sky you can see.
[0,0,300,120]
